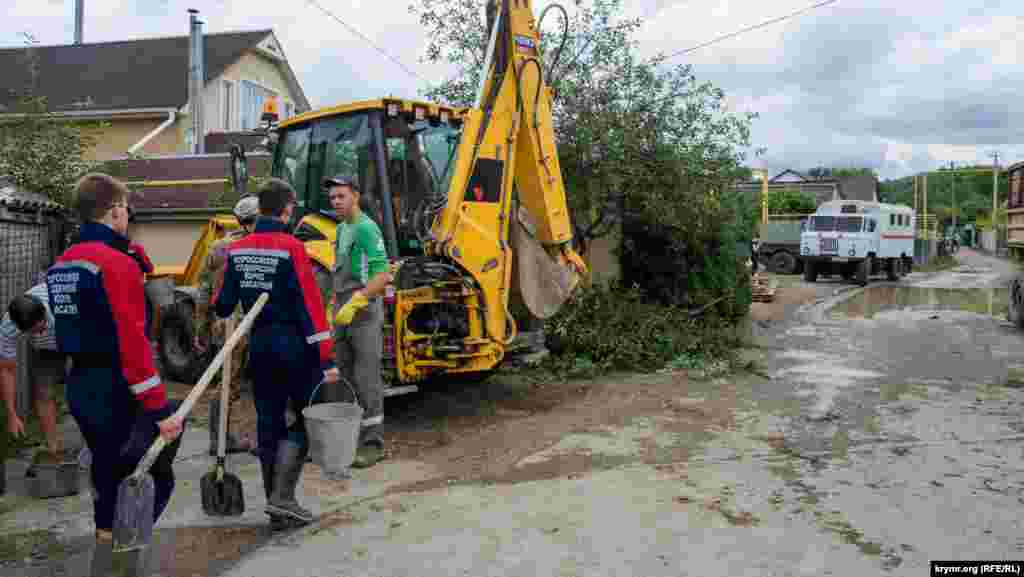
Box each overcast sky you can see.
[8,0,1024,180]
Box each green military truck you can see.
[754,218,807,275]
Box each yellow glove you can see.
[334,291,369,326]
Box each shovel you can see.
[200,314,245,516]
[113,292,269,553]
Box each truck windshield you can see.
[272,112,462,223]
[809,215,863,232]
[272,113,376,216]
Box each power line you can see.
[660,0,840,61]
[304,0,427,82]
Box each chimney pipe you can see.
[74,0,84,44]
[188,9,205,154]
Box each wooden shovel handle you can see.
[130,292,269,478]
[218,314,236,460]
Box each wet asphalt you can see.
[209,248,1024,577]
[5,249,1022,577]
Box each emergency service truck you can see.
[800,200,915,286]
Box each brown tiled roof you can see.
[108,154,271,209]
[0,30,271,112]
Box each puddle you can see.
[829,286,1009,319]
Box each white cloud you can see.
[9,0,1024,180]
[633,0,797,67]
[944,15,1024,66]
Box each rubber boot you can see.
[90,533,113,577]
[208,397,253,456]
[265,440,314,527]
[259,456,289,532]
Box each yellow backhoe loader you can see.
[151,142,335,383]
[226,0,586,395]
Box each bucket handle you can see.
[307,373,360,410]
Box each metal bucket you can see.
[302,401,363,480]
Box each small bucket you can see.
[301,379,363,480]
[27,461,80,499]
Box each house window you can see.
[890,214,895,226]
[240,80,279,130]
[222,80,235,131]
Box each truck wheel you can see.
[158,299,205,383]
[770,251,798,275]
[1009,277,1024,329]
[803,260,818,283]
[901,256,912,276]
[886,258,900,281]
[856,256,872,286]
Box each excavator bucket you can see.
[512,204,580,319]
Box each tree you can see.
[410,0,758,258]
[879,168,1010,223]
[0,42,107,206]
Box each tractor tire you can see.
[770,251,798,275]
[158,298,205,383]
[1009,277,1024,329]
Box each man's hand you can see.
[6,412,25,437]
[322,367,340,384]
[334,292,369,326]
[156,415,183,443]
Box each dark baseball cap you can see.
[322,174,360,191]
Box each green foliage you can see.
[0,391,70,461]
[879,167,1008,225]
[0,95,108,206]
[543,281,745,376]
[767,188,816,213]
[411,0,758,254]
[806,166,878,180]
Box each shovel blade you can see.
[200,469,245,517]
[112,473,155,553]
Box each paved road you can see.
[8,249,1018,576]
[209,249,1024,577]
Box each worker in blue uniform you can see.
[212,178,338,530]
[45,173,184,555]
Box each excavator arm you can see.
[426,0,586,347]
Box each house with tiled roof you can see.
[0,24,309,162]
[0,19,310,266]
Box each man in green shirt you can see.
[323,175,392,468]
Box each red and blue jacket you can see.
[129,242,154,274]
[45,222,171,418]
[212,217,335,372]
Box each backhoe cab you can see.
[231,0,586,391]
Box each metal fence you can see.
[0,177,69,417]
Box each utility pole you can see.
[950,160,957,231]
[74,0,84,44]
[989,152,1000,233]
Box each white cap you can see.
[233,195,260,222]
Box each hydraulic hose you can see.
[537,3,569,83]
